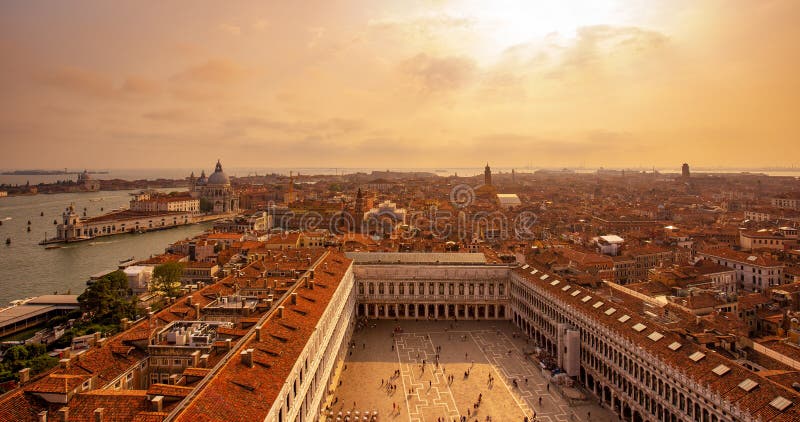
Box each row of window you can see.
[358,281,505,296]
[510,273,729,422]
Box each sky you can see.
[0,0,798,170]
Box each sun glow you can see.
[450,0,632,58]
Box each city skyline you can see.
[1,0,798,169]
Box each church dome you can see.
[206,160,230,185]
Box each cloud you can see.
[33,67,161,99]
[122,76,161,95]
[399,53,477,93]
[252,19,269,31]
[472,131,642,156]
[553,25,669,78]
[142,109,195,122]
[307,26,326,49]
[223,116,364,138]
[34,66,116,98]
[218,23,242,36]
[171,59,247,85]
[368,13,475,37]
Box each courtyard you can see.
[326,320,616,422]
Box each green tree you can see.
[151,262,185,298]
[77,270,137,325]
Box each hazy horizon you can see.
[1,1,798,169]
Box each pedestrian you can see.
[429,380,432,388]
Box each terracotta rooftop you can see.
[173,251,352,422]
[513,264,800,420]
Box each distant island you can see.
[1,169,109,175]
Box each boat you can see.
[119,256,134,263]
[45,245,61,250]
[5,238,10,245]
[89,198,103,202]
[40,211,44,216]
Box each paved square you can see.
[327,320,616,422]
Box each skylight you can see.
[604,308,616,315]
[618,315,631,323]
[581,295,592,303]
[770,396,792,411]
[712,364,730,376]
[562,285,571,291]
[593,301,604,309]
[668,342,682,351]
[571,290,581,297]
[521,264,529,269]
[632,323,647,332]
[689,351,706,362]
[540,274,549,280]
[550,279,560,286]
[739,379,758,392]
[648,332,663,342]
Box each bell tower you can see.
[484,163,492,186]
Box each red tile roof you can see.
[174,251,352,422]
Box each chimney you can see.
[187,296,193,306]
[255,325,263,341]
[241,349,254,368]
[266,299,273,309]
[151,396,164,412]
[120,318,130,330]
[309,269,315,279]
[290,293,297,305]
[191,350,200,367]
[59,358,70,370]
[169,374,179,385]
[37,411,47,422]
[199,354,209,367]
[277,306,284,318]
[93,408,104,422]
[309,280,314,290]
[225,338,232,351]
[18,367,30,384]
[194,304,200,319]
[92,332,101,345]
[57,407,69,422]
[96,338,107,348]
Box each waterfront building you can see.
[191,160,239,214]
[54,204,194,242]
[129,193,200,214]
[77,170,100,191]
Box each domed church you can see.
[190,160,239,213]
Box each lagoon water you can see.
[0,189,209,306]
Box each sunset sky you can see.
[0,0,798,170]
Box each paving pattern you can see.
[329,320,616,422]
